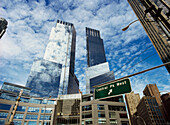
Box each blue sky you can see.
[0,0,169,96]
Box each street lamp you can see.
[122,19,139,31]
[136,116,146,125]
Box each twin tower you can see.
[26,20,114,98]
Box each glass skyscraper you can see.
[86,27,115,94]
[86,27,106,67]
[26,20,79,98]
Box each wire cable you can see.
[115,52,157,77]
[114,45,153,73]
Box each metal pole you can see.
[93,62,170,88]
[8,89,23,125]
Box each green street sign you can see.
[94,78,132,99]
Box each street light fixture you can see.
[136,116,146,125]
[122,19,139,31]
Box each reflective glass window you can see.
[28,121,37,125]
[0,120,5,125]
[98,118,106,124]
[13,120,22,125]
[43,121,50,125]
[0,103,11,110]
[16,106,26,112]
[41,108,53,113]
[20,97,29,103]
[110,119,117,125]
[82,105,92,111]
[40,115,51,120]
[98,112,105,118]
[97,104,104,110]
[13,113,24,119]
[109,112,116,118]
[82,112,92,119]
[25,114,38,120]
[0,93,16,101]
[42,99,54,104]
[85,119,92,125]
[0,112,8,118]
[27,107,39,113]
[121,121,129,125]
[29,98,42,104]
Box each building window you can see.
[108,106,126,111]
[98,118,106,124]
[29,98,42,104]
[13,120,22,125]
[28,121,37,125]
[16,106,26,112]
[98,112,105,118]
[0,112,8,118]
[119,113,128,118]
[82,105,92,111]
[97,104,104,110]
[82,112,92,119]
[20,97,29,103]
[25,114,38,120]
[109,112,116,118]
[0,120,5,125]
[27,107,39,113]
[13,113,24,119]
[0,103,11,110]
[85,119,92,125]
[121,121,129,125]
[40,115,51,120]
[41,108,53,113]
[110,119,117,125]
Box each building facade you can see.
[0,17,8,39]
[26,20,79,98]
[125,91,140,125]
[81,94,129,125]
[161,92,170,123]
[85,27,115,94]
[127,0,170,73]
[136,96,166,125]
[0,82,57,125]
[143,84,161,105]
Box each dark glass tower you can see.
[86,27,106,67]
[86,27,114,94]
[0,18,8,39]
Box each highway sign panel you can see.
[95,78,131,99]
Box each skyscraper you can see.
[0,17,8,39]
[127,0,170,73]
[143,84,161,105]
[86,27,114,94]
[125,91,140,125]
[26,20,79,98]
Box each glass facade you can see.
[26,114,38,120]
[40,115,51,120]
[1,82,30,95]
[0,112,8,118]
[0,93,16,101]
[26,20,78,97]
[0,103,11,110]
[86,27,106,67]
[13,113,24,119]
[16,106,26,112]
[27,107,39,113]
[13,120,22,125]
[41,108,53,113]
[82,105,92,111]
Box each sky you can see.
[0,0,169,97]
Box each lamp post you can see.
[136,116,146,125]
[6,89,23,125]
[122,19,139,31]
